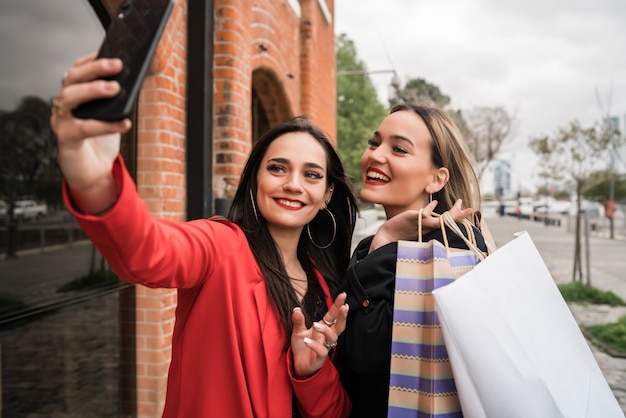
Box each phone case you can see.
[72,0,175,121]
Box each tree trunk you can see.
[572,184,583,282]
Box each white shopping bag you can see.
[432,231,624,418]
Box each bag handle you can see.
[417,208,424,242]
[418,210,486,260]
[441,212,487,261]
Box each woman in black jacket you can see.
[340,103,494,417]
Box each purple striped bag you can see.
[387,213,486,418]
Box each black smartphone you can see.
[72,0,175,121]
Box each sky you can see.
[0,0,103,111]
[1,0,624,193]
[335,0,626,191]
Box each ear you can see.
[428,167,449,194]
[323,183,335,207]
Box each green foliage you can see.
[57,269,122,293]
[336,33,388,187]
[586,316,626,354]
[0,293,28,317]
[582,170,626,203]
[558,281,625,306]
[389,77,450,108]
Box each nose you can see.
[364,145,386,164]
[283,173,303,193]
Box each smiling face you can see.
[360,110,447,219]
[256,132,333,236]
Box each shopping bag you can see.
[388,214,487,418]
[432,231,624,418]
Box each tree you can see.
[336,34,388,190]
[0,96,55,257]
[530,120,612,285]
[463,106,515,180]
[389,77,450,109]
[582,170,626,203]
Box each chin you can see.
[359,190,385,205]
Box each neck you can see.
[269,227,308,302]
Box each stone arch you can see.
[251,68,293,144]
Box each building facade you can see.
[84,0,336,415]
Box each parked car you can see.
[13,200,48,221]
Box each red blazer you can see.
[64,157,351,418]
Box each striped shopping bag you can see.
[388,213,487,418]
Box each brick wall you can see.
[134,1,187,416]
[213,0,336,197]
[130,0,336,415]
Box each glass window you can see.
[0,2,135,416]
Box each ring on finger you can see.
[322,317,337,327]
[324,341,338,350]
[52,97,71,118]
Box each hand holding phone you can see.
[72,0,175,121]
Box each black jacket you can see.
[339,224,488,417]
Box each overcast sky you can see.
[336,0,626,186]
[0,0,103,111]
[2,1,624,188]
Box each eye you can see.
[305,171,324,180]
[393,144,408,154]
[267,164,286,174]
[367,138,380,148]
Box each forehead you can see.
[377,110,431,144]
[263,132,328,167]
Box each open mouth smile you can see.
[275,198,305,209]
[366,169,390,183]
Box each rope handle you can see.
[417,210,488,261]
[441,212,487,261]
[417,208,424,243]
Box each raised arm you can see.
[50,54,131,214]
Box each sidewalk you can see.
[353,208,626,412]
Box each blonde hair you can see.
[390,103,481,218]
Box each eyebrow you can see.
[267,157,325,170]
[373,131,415,148]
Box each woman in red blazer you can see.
[50,55,357,417]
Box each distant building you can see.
[480,159,511,199]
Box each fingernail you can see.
[345,303,350,313]
[103,81,119,93]
[292,307,301,312]
[313,322,323,330]
[304,337,313,345]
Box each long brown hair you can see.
[228,117,358,347]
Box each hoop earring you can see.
[307,208,336,249]
[249,189,259,222]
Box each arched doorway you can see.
[251,68,292,143]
